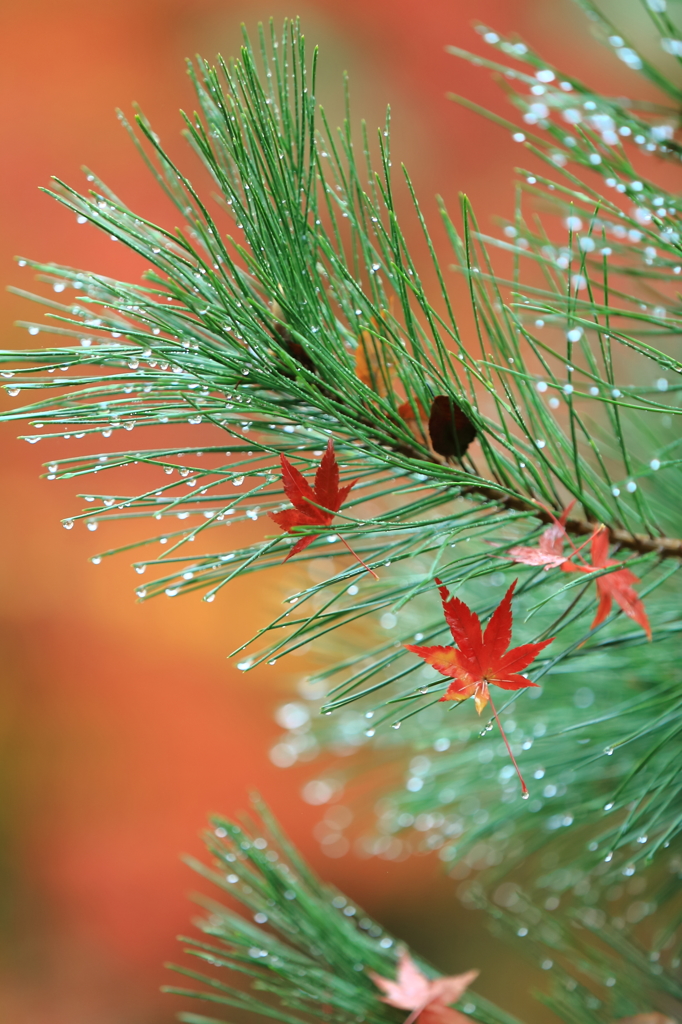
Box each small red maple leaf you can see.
[562,527,651,639]
[507,501,601,572]
[369,952,479,1024]
[268,439,377,576]
[508,502,578,569]
[404,579,554,795]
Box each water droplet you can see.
[28,326,40,336]
[604,746,614,755]
[237,659,253,671]
[87,520,98,531]
[522,791,530,800]
[391,721,401,729]
[365,729,375,737]
[63,519,74,530]
[165,587,179,597]
[604,851,613,862]
[6,388,20,397]
[204,593,215,603]
[136,588,147,598]
[91,556,101,565]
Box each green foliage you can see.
[2,7,682,1023]
[168,804,522,1024]
[170,805,680,1024]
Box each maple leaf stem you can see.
[563,524,601,563]
[402,998,432,1024]
[487,692,529,798]
[338,534,380,579]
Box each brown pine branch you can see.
[466,484,682,559]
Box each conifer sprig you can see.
[172,805,681,1024]
[169,804,522,1024]
[2,15,681,817]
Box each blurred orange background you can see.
[0,1,652,1022]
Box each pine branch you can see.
[0,19,679,833]
[167,802,524,1024]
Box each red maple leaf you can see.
[562,527,651,639]
[268,439,377,576]
[369,952,479,1024]
[404,579,554,795]
[508,502,578,569]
